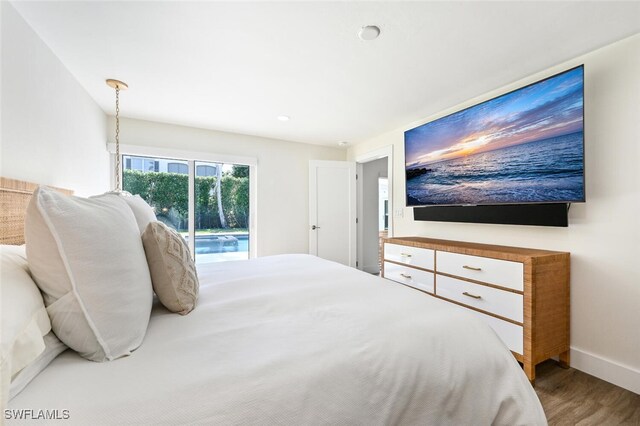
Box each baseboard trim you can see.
[570,346,640,395]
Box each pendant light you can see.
[106,79,128,192]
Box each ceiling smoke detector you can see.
[277,115,290,122]
[338,141,349,147]
[358,25,381,41]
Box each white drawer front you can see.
[448,303,523,355]
[436,275,523,323]
[384,243,434,270]
[384,262,434,294]
[437,251,523,291]
[473,310,524,355]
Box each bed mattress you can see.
[8,254,546,425]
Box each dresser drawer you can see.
[470,309,524,355]
[448,303,524,355]
[437,251,523,291]
[384,243,434,270]
[384,262,434,294]
[436,275,523,323]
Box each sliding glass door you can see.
[122,155,189,233]
[194,161,249,263]
[122,155,250,264]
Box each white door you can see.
[309,160,357,267]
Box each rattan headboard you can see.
[0,177,73,245]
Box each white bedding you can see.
[8,254,546,425]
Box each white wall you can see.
[348,34,640,393]
[360,157,387,273]
[109,117,346,257]
[0,2,108,196]
[1,0,345,257]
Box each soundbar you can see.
[413,203,569,227]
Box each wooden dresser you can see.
[382,236,570,383]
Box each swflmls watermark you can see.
[4,409,70,421]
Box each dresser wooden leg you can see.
[558,350,570,369]
[524,362,536,385]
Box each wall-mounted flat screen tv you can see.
[404,65,585,207]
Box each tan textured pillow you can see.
[142,221,199,315]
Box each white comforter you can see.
[9,255,546,425]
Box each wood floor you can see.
[535,360,640,425]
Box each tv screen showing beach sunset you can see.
[405,66,585,207]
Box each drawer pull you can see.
[400,273,412,279]
[400,253,413,258]
[463,265,482,271]
[462,291,482,300]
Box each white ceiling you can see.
[10,1,640,147]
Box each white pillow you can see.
[102,192,156,235]
[9,332,67,401]
[25,186,153,362]
[0,245,51,408]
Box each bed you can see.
[1,178,547,425]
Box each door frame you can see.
[355,145,393,272]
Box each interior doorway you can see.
[356,146,393,274]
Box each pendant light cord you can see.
[115,87,121,191]
[106,78,127,192]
